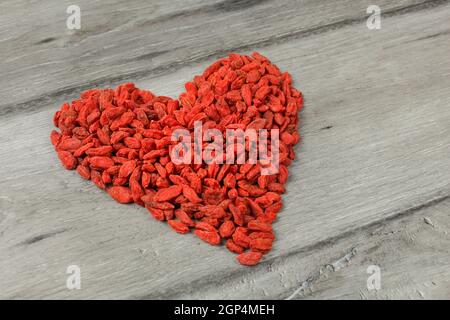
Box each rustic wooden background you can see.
[0,0,449,299]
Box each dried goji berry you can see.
[236,251,263,266]
[107,186,133,204]
[50,52,303,267]
[153,185,182,202]
[194,229,221,245]
[168,220,190,234]
[57,151,77,170]
[219,220,235,238]
[226,239,244,254]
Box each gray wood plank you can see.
[1,1,450,299]
[292,200,450,300]
[182,197,450,299]
[0,0,442,115]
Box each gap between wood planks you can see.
[0,0,448,117]
[285,197,450,299]
[1,0,449,299]
[137,190,450,299]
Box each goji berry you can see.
[50,52,303,267]
[236,251,263,266]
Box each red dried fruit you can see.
[147,206,165,221]
[153,185,183,202]
[76,165,90,180]
[118,160,136,178]
[57,137,82,151]
[57,151,77,170]
[226,239,244,254]
[175,209,195,227]
[249,237,273,252]
[89,156,115,170]
[195,221,217,232]
[73,142,94,157]
[249,232,275,240]
[50,130,61,146]
[144,201,175,210]
[203,205,226,219]
[195,229,221,245]
[219,220,235,238]
[50,52,303,267]
[248,220,273,233]
[107,186,133,204]
[232,228,251,248]
[85,146,113,156]
[236,251,263,266]
[91,169,106,190]
[182,184,202,203]
[168,220,190,234]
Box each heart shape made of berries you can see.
[50,52,303,266]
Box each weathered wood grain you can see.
[176,198,450,299]
[0,0,449,299]
[0,0,445,114]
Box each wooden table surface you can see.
[1,0,449,299]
